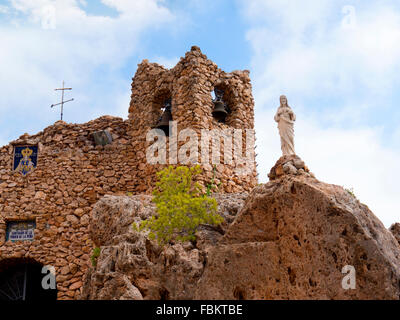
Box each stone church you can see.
[0,46,258,300]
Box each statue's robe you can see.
[275,107,295,156]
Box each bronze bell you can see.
[156,107,172,136]
[212,100,228,122]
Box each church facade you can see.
[0,46,257,300]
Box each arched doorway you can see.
[0,258,57,301]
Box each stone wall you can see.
[0,46,257,300]
[0,116,134,299]
[128,45,258,192]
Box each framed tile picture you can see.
[6,220,36,242]
[13,145,38,176]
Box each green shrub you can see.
[205,165,221,196]
[133,165,223,246]
[90,247,101,267]
[345,187,356,198]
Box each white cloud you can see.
[243,0,334,35]
[152,56,180,69]
[243,0,400,227]
[0,5,9,14]
[393,127,400,147]
[296,120,400,229]
[101,0,172,21]
[0,0,176,141]
[244,1,400,101]
[7,0,173,63]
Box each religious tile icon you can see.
[6,221,36,242]
[13,145,38,176]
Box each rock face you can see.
[390,223,400,246]
[82,157,400,300]
[197,162,400,299]
[268,154,313,180]
[81,193,248,300]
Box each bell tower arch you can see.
[127,46,258,193]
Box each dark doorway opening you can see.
[0,259,57,301]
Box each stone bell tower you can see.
[128,46,257,193]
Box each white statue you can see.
[274,95,296,156]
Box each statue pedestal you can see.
[268,155,314,180]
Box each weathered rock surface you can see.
[81,193,248,300]
[390,223,400,246]
[268,154,313,180]
[82,157,400,300]
[196,173,400,299]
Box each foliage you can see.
[345,187,356,198]
[90,247,101,267]
[133,165,223,246]
[205,165,221,196]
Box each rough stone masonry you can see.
[0,46,258,300]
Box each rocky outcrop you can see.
[81,193,248,300]
[82,157,400,300]
[268,154,313,180]
[390,223,400,246]
[196,158,400,299]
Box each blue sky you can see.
[0,0,399,227]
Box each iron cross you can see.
[51,81,74,121]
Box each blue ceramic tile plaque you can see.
[13,145,38,176]
[6,221,36,242]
